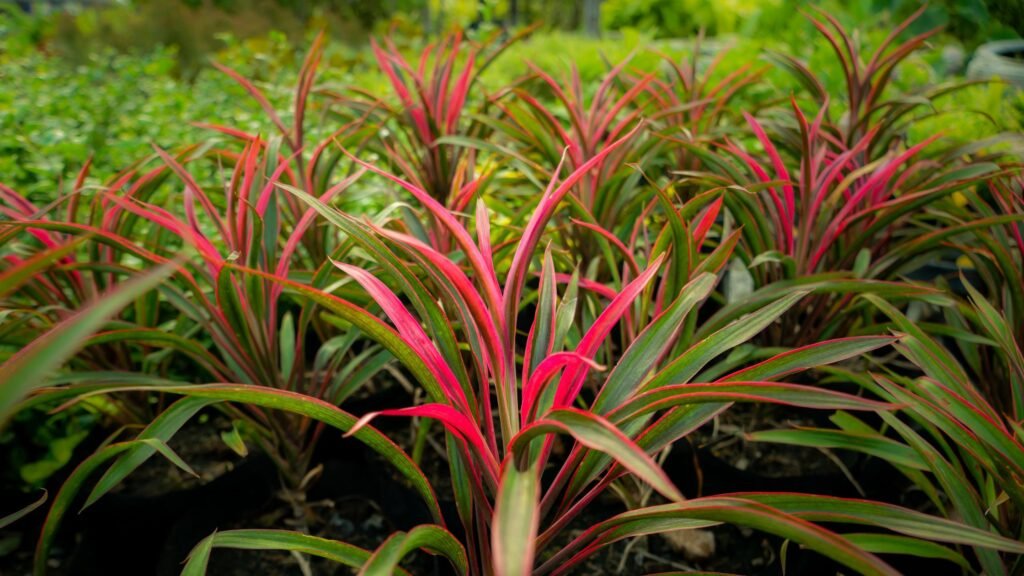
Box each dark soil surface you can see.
[1,396,954,576]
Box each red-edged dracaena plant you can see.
[683,88,1004,347]
[481,60,661,273]
[5,128,388,499]
[678,6,1014,346]
[478,48,754,289]
[156,142,1024,576]
[756,7,1017,219]
[327,28,527,251]
[643,36,765,175]
[0,256,179,425]
[691,7,1002,282]
[199,31,377,264]
[20,135,414,573]
[0,35,375,429]
[766,5,970,159]
[753,294,1024,575]
[0,163,203,423]
[579,165,737,345]
[101,141,390,490]
[0,259,179,565]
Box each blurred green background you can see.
[0,0,1021,200]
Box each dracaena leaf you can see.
[719,335,896,382]
[358,524,468,576]
[181,530,390,576]
[503,122,646,341]
[524,247,559,383]
[37,437,199,575]
[511,408,684,503]
[875,405,1010,575]
[521,352,601,425]
[0,236,88,299]
[613,382,891,424]
[748,428,928,470]
[593,273,717,414]
[335,261,469,412]
[644,290,808,391]
[275,184,473,405]
[347,403,497,480]
[0,490,46,530]
[541,496,900,576]
[492,461,541,576]
[0,261,177,425]
[32,381,444,565]
[555,254,665,408]
[843,533,970,570]
[85,396,218,509]
[738,492,1024,553]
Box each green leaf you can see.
[37,438,198,575]
[492,462,541,576]
[526,247,558,378]
[85,396,217,509]
[82,328,230,380]
[863,294,970,392]
[594,273,716,414]
[0,490,47,530]
[748,428,927,470]
[644,290,808,390]
[539,496,899,576]
[30,382,443,573]
[876,406,1010,576]
[280,311,296,383]
[358,525,468,576]
[0,261,177,425]
[20,429,90,485]
[703,276,945,338]
[181,530,389,576]
[615,382,891,424]
[721,336,896,382]
[220,420,249,457]
[741,493,1024,553]
[843,533,970,570]
[136,438,199,480]
[180,529,215,576]
[853,249,871,278]
[511,408,684,503]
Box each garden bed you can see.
[2,2,1023,575]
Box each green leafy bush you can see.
[601,0,784,38]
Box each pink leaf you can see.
[553,254,664,408]
[522,353,603,425]
[346,404,497,479]
[333,262,471,414]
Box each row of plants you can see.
[4,0,1021,206]
[2,7,1024,575]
